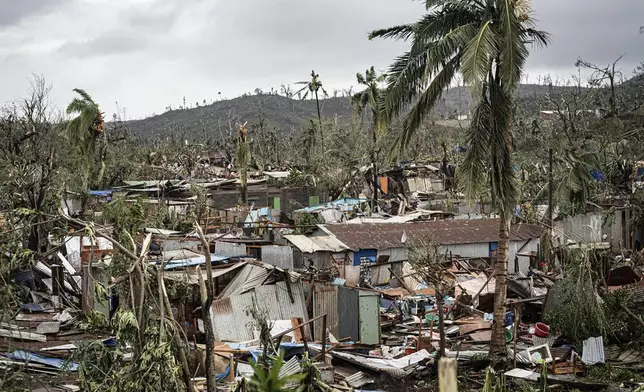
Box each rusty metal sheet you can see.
[313,284,339,340]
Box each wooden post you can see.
[430,315,435,341]
[418,309,423,349]
[439,358,458,392]
[321,314,327,362]
[51,264,63,309]
[228,354,235,382]
[513,304,521,368]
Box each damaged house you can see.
[209,262,308,342]
[311,219,543,274]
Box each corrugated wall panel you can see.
[255,285,283,320]
[211,294,256,341]
[338,286,360,341]
[213,282,309,342]
[261,245,294,270]
[274,281,308,320]
[358,293,381,344]
[215,242,247,257]
[313,284,339,340]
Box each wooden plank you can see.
[459,323,491,335]
[0,328,46,342]
[291,317,304,343]
[468,330,492,342]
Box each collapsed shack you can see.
[6,215,644,392]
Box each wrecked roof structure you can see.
[321,219,543,250]
[283,234,349,253]
[210,262,307,342]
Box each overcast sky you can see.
[1,0,643,119]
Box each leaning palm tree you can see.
[370,0,549,358]
[295,70,328,145]
[65,88,105,190]
[352,66,388,209]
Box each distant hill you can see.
[126,94,354,140]
[126,80,639,140]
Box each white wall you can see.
[362,240,539,274]
[508,238,540,274]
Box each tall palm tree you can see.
[352,66,387,209]
[371,0,549,358]
[65,88,105,190]
[295,70,328,146]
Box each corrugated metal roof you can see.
[345,371,374,388]
[163,254,230,270]
[278,356,301,378]
[218,262,301,298]
[582,336,605,365]
[211,281,308,342]
[163,262,247,285]
[322,220,543,250]
[284,235,349,253]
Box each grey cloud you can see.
[1,0,643,119]
[57,32,149,58]
[528,0,644,72]
[0,0,69,27]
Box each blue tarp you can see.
[216,364,231,381]
[8,350,79,372]
[88,190,114,197]
[590,169,605,182]
[163,254,230,270]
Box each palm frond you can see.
[459,93,493,202]
[72,88,94,103]
[424,0,455,9]
[294,84,309,95]
[488,81,519,210]
[383,22,477,122]
[525,28,551,48]
[356,72,367,86]
[414,3,481,42]
[66,98,88,114]
[369,24,414,41]
[497,0,529,91]
[461,20,498,87]
[399,56,459,149]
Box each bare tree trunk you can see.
[437,292,446,357]
[240,173,248,205]
[160,274,198,392]
[315,90,323,148]
[489,210,511,358]
[196,223,217,392]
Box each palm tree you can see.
[65,88,105,190]
[236,122,250,205]
[295,70,328,146]
[352,66,387,209]
[370,0,549,358]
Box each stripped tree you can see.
[352,66,388,211]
